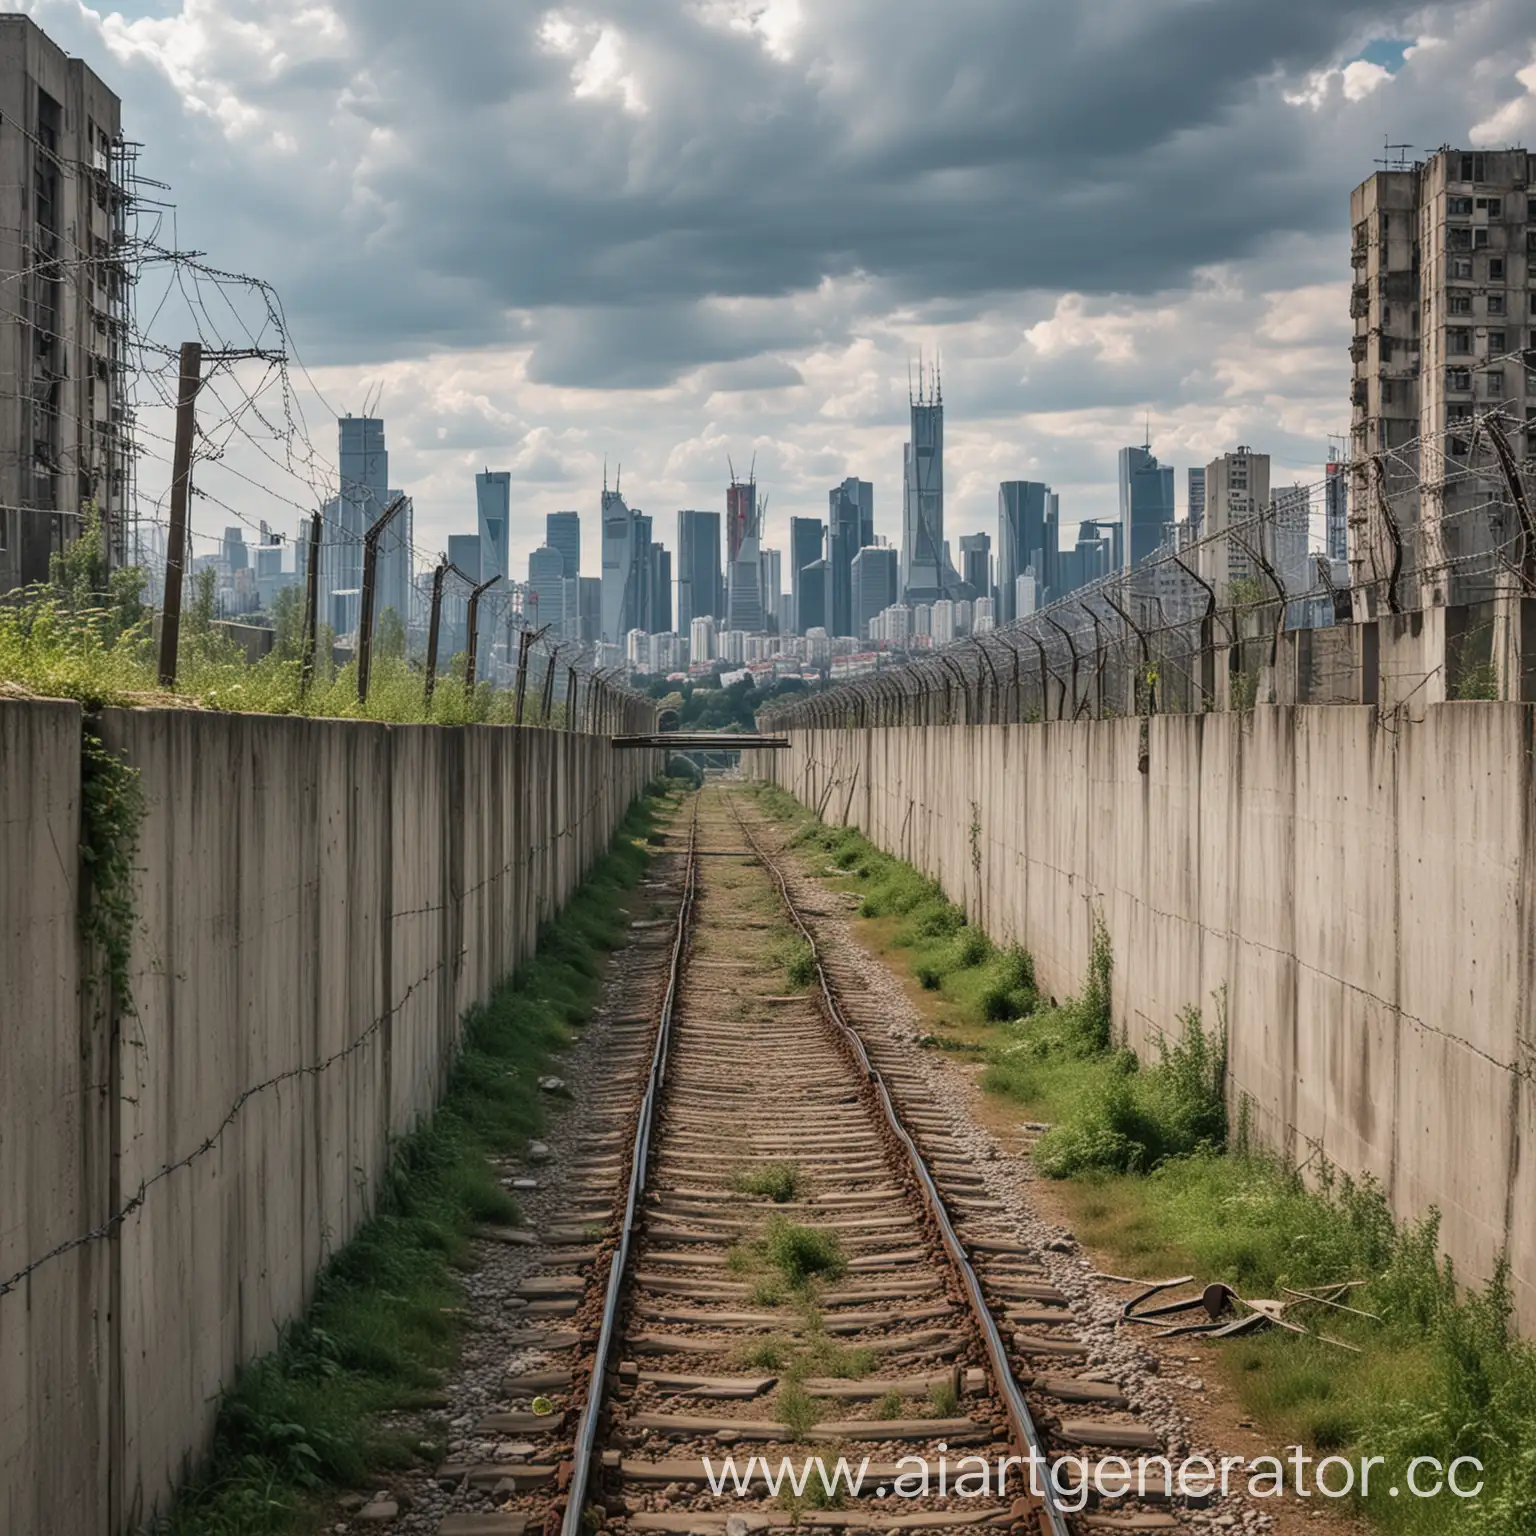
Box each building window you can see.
[1528,196,1536,220]
[1476,197,1503,216]
[1448,403,1474,422]
[1489,330,1507,353]
[1491,257,1506,279]
[1475,228,1490,248]
[1449,195,1474,215]
[1447,368,1472,391]
[1449,327,1473,352]
[1449,293,1473,314]
[1449,227,1473,249]
[1460,153,1486,182]
[1485,371,1504,398]
[1452,257,1473,278]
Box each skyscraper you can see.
[997,482,1057,623]
[726,471,764,633]
[798,558,829,633]
[676,510,724,630]
[601,485,645,643]
[902,365,945,603]
[475,468,511,655]
[1118,443,1175,570]
[447,534,480,580]
[1187,467,1206,536]
[788,517,824,636]
[546,511,581,579]
[958,532,991,599]
[527,545,566,634]
[760,548,782,631]
[851,545,898,640]
[827,481,866,637]
[649,543,672,633]
[323,417,413,639]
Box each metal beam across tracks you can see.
[610,733,789,749]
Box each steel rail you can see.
[559,796,700,1536]
[726,794,1073,1536]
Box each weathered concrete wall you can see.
[756,706,1536,1326]
[0,702,655,1533]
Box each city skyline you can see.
[34,0,1531,593]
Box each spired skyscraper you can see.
[901,364,945,604]
[601,478,646,643]
[725,469,764,633]
[1117,439,1175,570]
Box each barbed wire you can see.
[763,408,1536,731]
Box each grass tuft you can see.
[762,1216,846,1287]
[733,1162,805,1203]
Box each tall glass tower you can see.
[901,365,944,603]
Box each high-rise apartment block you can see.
[1349,146,1536,608]
[1199,447,1270,598]
[0,17,131,591]
[828,478,872,636]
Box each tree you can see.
[270,584,304,660]
[375,607,406,661]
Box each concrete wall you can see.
[757,706,1536,1326]
[0,702,656,1533]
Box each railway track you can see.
[427,788,1180,1536]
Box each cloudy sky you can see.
[17,0,1536,577]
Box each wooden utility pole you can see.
[424,557,448,705]
[513,625,550,725]
[299,510,322,697]
[356,493,408,704]
[157,341,203,687]
[463,574,500,693]
[539,645,561,723]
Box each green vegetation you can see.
[874,1389,904,1420]
[761,1216,846,1288]
[732,1162,805,1203]
[148,789,671,1535]
[750,779,1536,1536]
[0,538,573,726]
[775,1381,822,1438]
[927,1377,960,1418]
[78,727,146,1016]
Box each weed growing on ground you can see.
[733,1162,805,1202]
[775,1382,823,1438]
[149,789,672,1535]
[874,1389,904,1420]
[927,1378,960,1418]
[762,1217,846,1287]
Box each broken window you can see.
[1449,195,1474,215]
[1449,227,1473,249]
